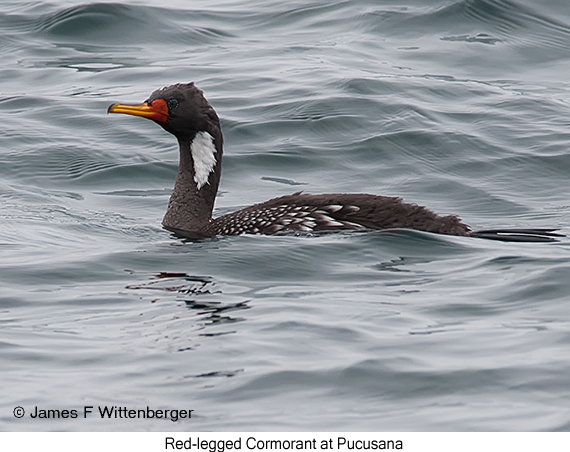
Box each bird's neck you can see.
[162,133,221,235]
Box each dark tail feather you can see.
[470,228,564,242]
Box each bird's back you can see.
[209,192,471,236]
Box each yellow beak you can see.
[108,99,169,125]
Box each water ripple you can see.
[2,0,570,432]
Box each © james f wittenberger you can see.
[18,405,193,422]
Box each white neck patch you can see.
[190,131,217,189]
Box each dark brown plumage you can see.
[206,192,471,237]
[108,83,562,242]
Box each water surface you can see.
[2,0,570,431]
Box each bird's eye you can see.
[167,98,179,111]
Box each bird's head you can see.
[108,82,221,142]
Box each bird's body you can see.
[108,83,561,242]
[206,192,471,237]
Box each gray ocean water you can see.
[2,0,570,432]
